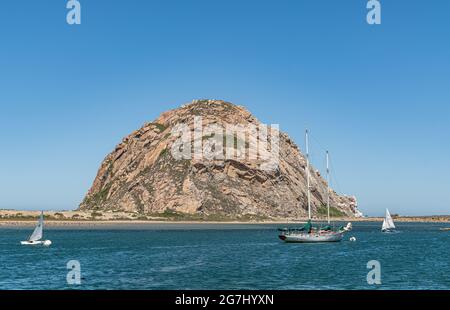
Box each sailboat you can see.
[278,130,352,243]
[20,211,52,246]
[381,208,396,233]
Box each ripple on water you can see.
[0,222,449,289]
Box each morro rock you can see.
[79,100,359,219]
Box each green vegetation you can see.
[200,133,248,150]
[132,194,145,213]
[105,161,114,178]
[202,133,214,141]
[159,147,168,158]
[151,123,168,133]
[146,209,270,222]
[0,213,72,221]
[0,213,37,221]
[316,205,346,217]
[143,182,154,195]
[83,184,112,208]
[90,211,103,218]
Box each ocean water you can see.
[0,222,449,290]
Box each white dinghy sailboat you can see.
[381,208,396,233]
[278,130,352,243]
[21,211,52,246]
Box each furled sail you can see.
[29,212,44,242]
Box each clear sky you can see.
[0,1,449,216]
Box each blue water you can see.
[0,222,449,290]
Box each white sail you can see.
[29,211,44,242]
[382,209,396,230]
[382,218,388,231]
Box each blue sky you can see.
[0,1,449,216]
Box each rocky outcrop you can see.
[79,100,360,219]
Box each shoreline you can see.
[0,217,449,228]
[1,209,448,227]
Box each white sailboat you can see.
[20,211,52,246]
[278,130,351,243]
[381,208,396,233]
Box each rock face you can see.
[79,100,359,219]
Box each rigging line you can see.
[308,132,332,197]
[308,155,328,199]
[300,132,329,205]
[305,154,330,207]
[309,132,328,153]
[329,156,343,195]
[308,136,341,197]
[309,132,343,197]
[309,132,331,177]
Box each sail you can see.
[381,218,388,231]
[29,212,44,242]
[385,209,396,229]
[383,209,396,230]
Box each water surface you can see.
[0,222,449,289]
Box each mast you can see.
[306,129,311,220]
[40,210,44,239]
[326,151,330,224]
[28,211,44,242]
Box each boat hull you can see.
[279,232,344,243]
[20,240,52,246]
[381,229,396,233]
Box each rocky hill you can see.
[79,100,360,220]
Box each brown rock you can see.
[78,99,360,219]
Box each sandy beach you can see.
[0,210,448,227]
